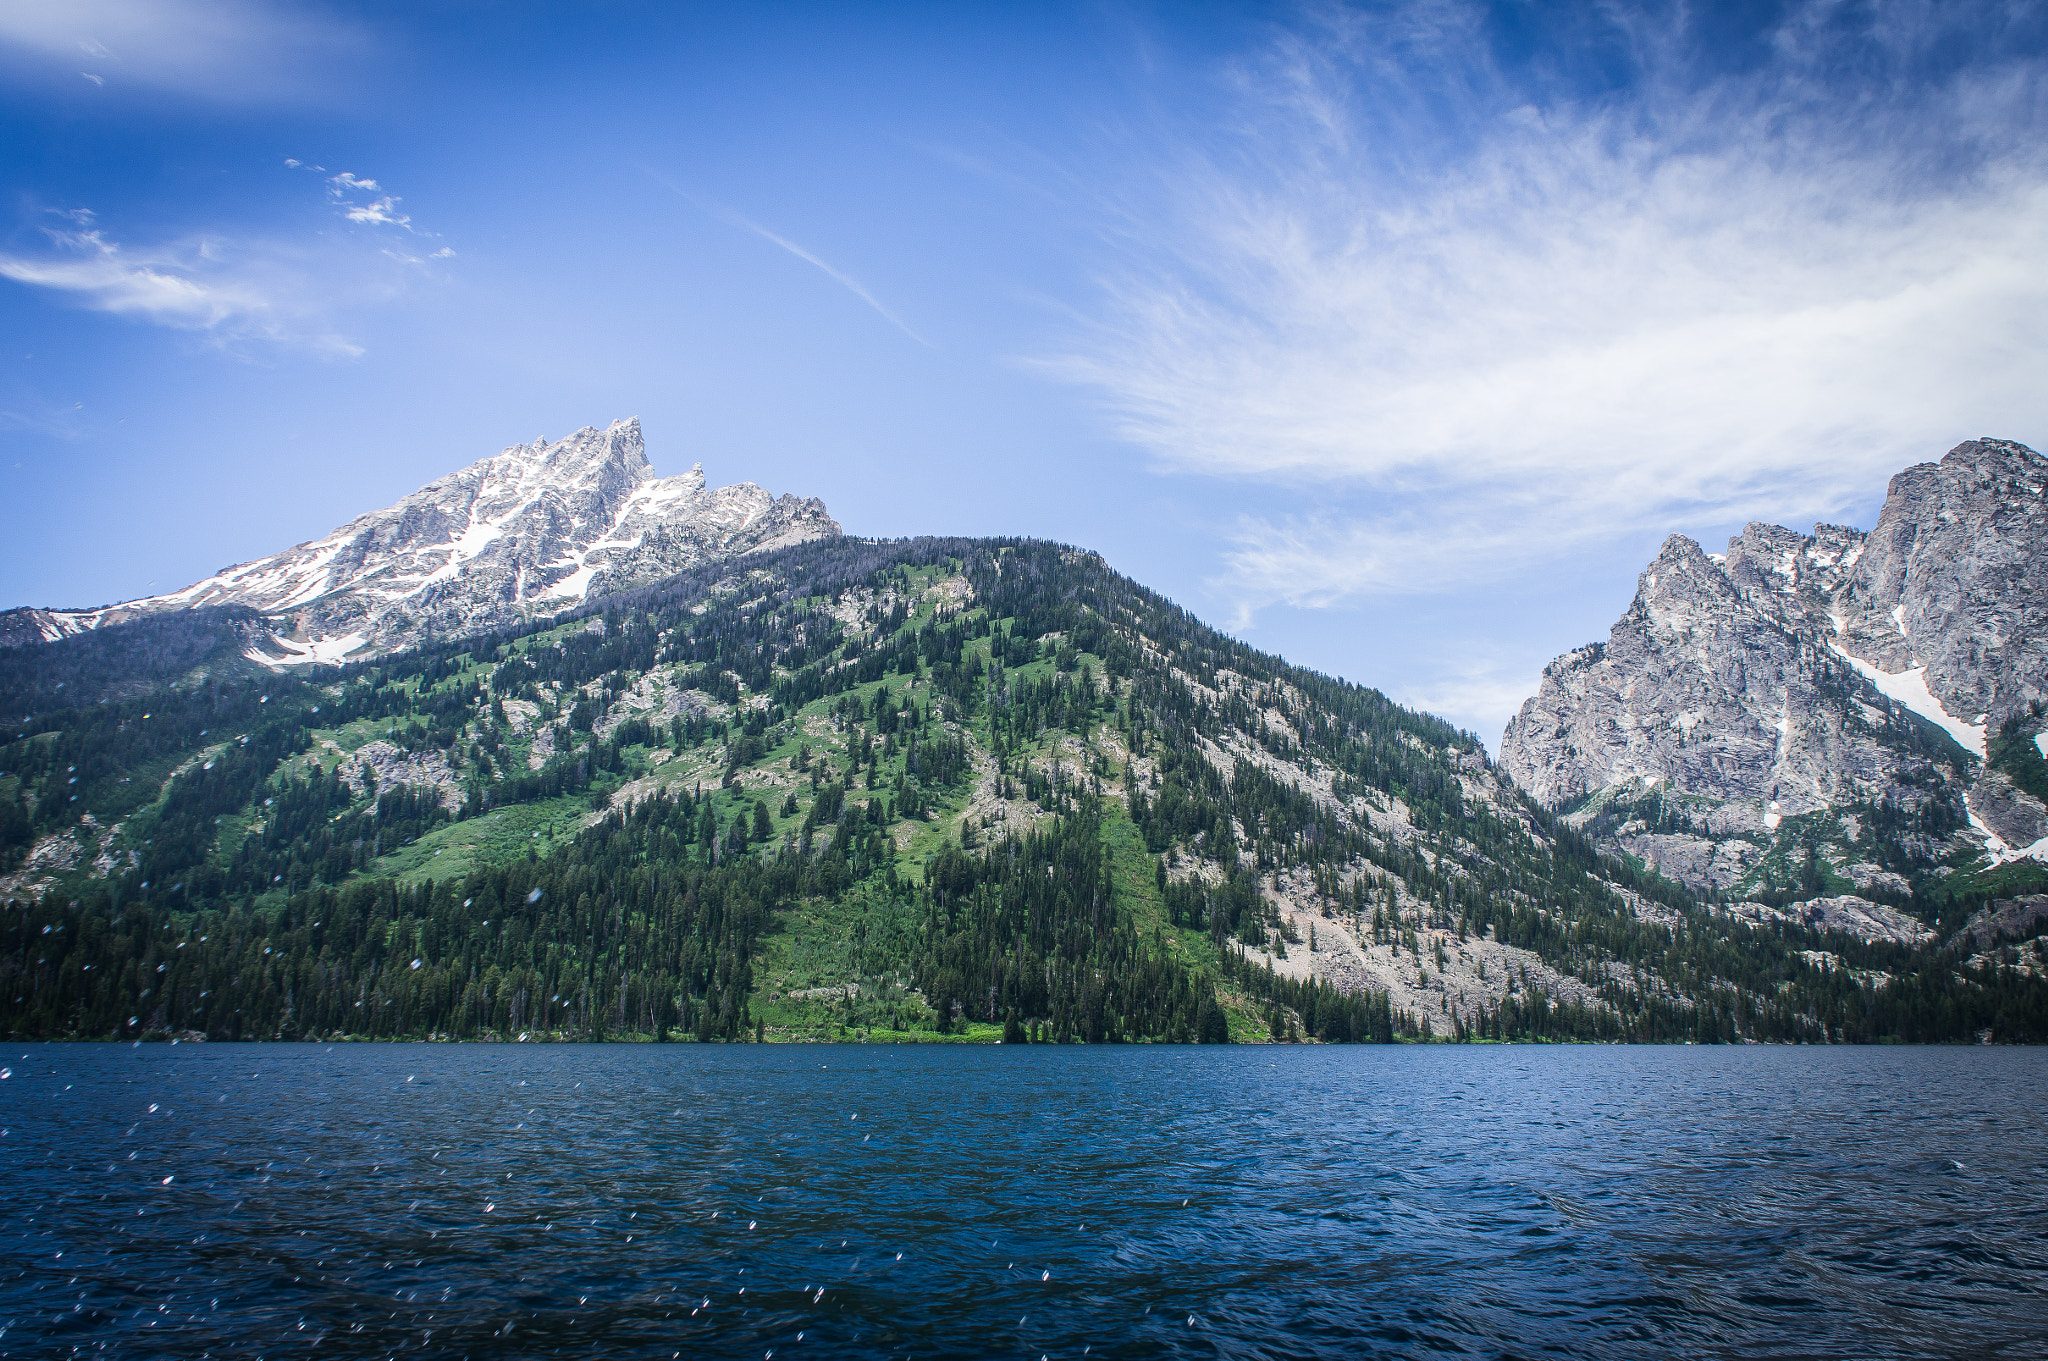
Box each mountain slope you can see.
[8,536,2043,1045]
[1502,436,2048,913]
[0,418,839,663]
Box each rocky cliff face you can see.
[0,418,838,663]
[1502,437,2048,900]
[1832,439,2048,730]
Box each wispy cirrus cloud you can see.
[1049,0,2048,608]
[0,210,362,355]
[0,162,451,354]
[728,211,931,347]
[0,0,363,102]
[287,161,453,258]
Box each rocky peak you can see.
[1,418,840,663]
[1500,435,2046,899]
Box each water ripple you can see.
[2,1045,2046,1357]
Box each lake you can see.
[2,1044,2045,1358]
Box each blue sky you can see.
[2,1,2044,749]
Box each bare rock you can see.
[1502,437,2046,894]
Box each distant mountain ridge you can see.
[22,531,2030,1048]
[0,417,839,664]
[6,527,2046,1043]
[1501,437,2048,901]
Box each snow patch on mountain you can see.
[250,632,370,667]
[1827,645,1986,758]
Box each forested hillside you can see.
[5,538,2044,1043]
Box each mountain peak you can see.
[2,418,838,662]
[1503,432,2048,898]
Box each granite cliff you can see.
[1502,438,2048,908]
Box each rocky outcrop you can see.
[1727,895,1936,946]
[0,608,91,649]
[1,418,839,663]
[1950,895,2048,953]
[342,741,466,813]
[1502,437,2046,894]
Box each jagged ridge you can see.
[0,418,839,664]
[1502,436,2048,904]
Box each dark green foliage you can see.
[3,789,794,1041]
[0,792,31,871]
[0,606,272,714]
[916,811,1222,1043]
[1989,712,2048,803]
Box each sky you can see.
[2,0,2044,750]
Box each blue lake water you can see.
[3,1044,2046,1358]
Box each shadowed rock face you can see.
[1501,437,2047,892]
[1,418,840,663]
[1834,439,2048,728]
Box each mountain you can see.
[7,535,2044,1046]
[0,418,839,663]
[1501,437,2048,915]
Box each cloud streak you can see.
[641,169,930,346]
[1050,1,2048,607]
[0,0,364,103]
[726,212,932,347]
[323,171,415,230]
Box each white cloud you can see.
[1217,501,1594,606]
[0,0,363,102]
[0,210,370,355]
[0,160,451,353]
[312,167,434,235]
[1052,1,2048,607]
